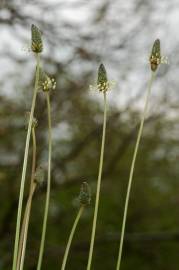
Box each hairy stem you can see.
[37,92,52,270]
[87,92,107,270]
[116,71,155,270]
[61,206,84,270]
[12,54,40,270]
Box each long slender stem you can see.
[61,206,84,270]
[115,71,155,270]
[87,92,107,270]
[16,127,37,270]
[12,54,40,270]
[37,92,52,270]
[19,183,36,270]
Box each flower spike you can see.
[90,63,115,93]
[38,68,56,92]
[31,24,43,53]
[149,39,167,72]
[79,182,91,206]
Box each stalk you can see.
[61,206,84,270]
[12,54,40,270]
[16,127,37,270]
[37,92,52,270]
[87,92,107,270]
[19,183,36,270]
[115,71,155,270]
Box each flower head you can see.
[90,63,115,93]
[38,68,56,92]
[79,182,91,206]
[42,77,56,92]
[31,24,43,53]
[149,39,167,72]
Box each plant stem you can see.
[37,92,52,270]
[12,53,40,270]
[19,183,36,270]
[16,127,37,270]
[87,92,107,270]
[115,71,155,270]
[61,206,84,270]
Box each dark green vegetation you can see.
[0,1,179,270]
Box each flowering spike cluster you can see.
[90,63,115,93]
[42,77,56,92]
[31,24,43,53]
[34,166,45,185]
[38,68,56,92]
[79,182,91,206]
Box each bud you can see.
[79,182,91,206]
[31,24,43,53]
[34,166,45,185]
[149,39,161,72]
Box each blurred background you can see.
[0,0,179,269]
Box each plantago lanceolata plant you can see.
[115,39,166,270]
[87,63,110,270]
[61,182,91,270]
[9,22,169,270]
[37,72,56,270]
[12,24,42,270]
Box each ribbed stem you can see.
[61,206,84,270]
[16,127,37,270]
[87,92,107,270]
[115,71,155,270]
[12,54,40,270]
[37,92,52,270]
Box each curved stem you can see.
[61,206,84,270]
[37,92,52,270]
[12,54,40,270]
[115,71,155,270]
[16,127,37,270]
[87,92,107,270]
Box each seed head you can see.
[79,182,91,206]
[31,24,43,53]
